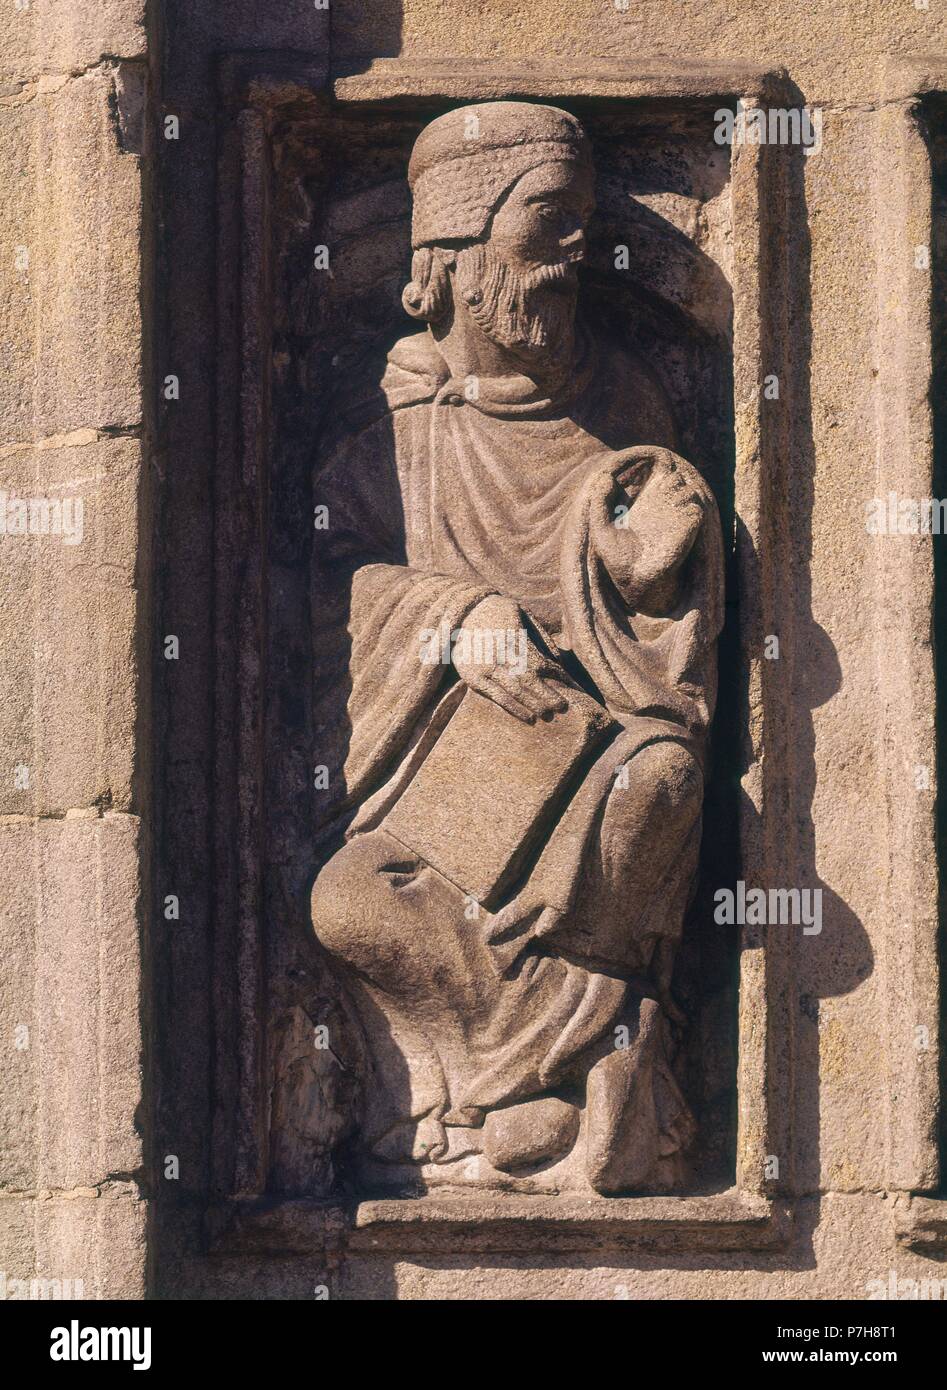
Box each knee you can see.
[310,834,390,965]
[626,740,703,820]
[310,843,355,956]
[648,740,702,799]
[311,829,435,985]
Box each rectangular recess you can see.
[208,55,799,1248]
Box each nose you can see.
[560,227,586,260]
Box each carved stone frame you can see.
[207,55,805,1257]
[875,56,947,1254]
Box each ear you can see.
[401,247,453,323]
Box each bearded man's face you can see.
[454,161,594,359]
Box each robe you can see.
[310,322,724,1188]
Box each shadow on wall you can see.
[331,1,405,65]
[753,95,872,1202]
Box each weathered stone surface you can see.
[154,16,947,1295]
[336,3,947,107]
[4,0,947,1307]
[0,820,37,1192]
[0,1,146,86]
[334,1195,947,1300]
[32,1193,148,1300]
[0,67,143,443]
[0,0,149,1313]
[0,813,145,1195]
[0,434,142,815]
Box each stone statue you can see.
[308,101,724,1195]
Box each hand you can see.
[452,594,569,724]
[590,456,704,612]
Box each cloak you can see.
[309,324,724,1178]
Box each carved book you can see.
[383,682,617,906]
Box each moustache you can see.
[522,259,581,289]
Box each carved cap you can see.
[407,101,592,248]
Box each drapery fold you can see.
[309,328,724,1186]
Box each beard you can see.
[454,242,578,359]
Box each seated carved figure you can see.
[309,101,724,1194]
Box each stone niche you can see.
[205,58,801,1257]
